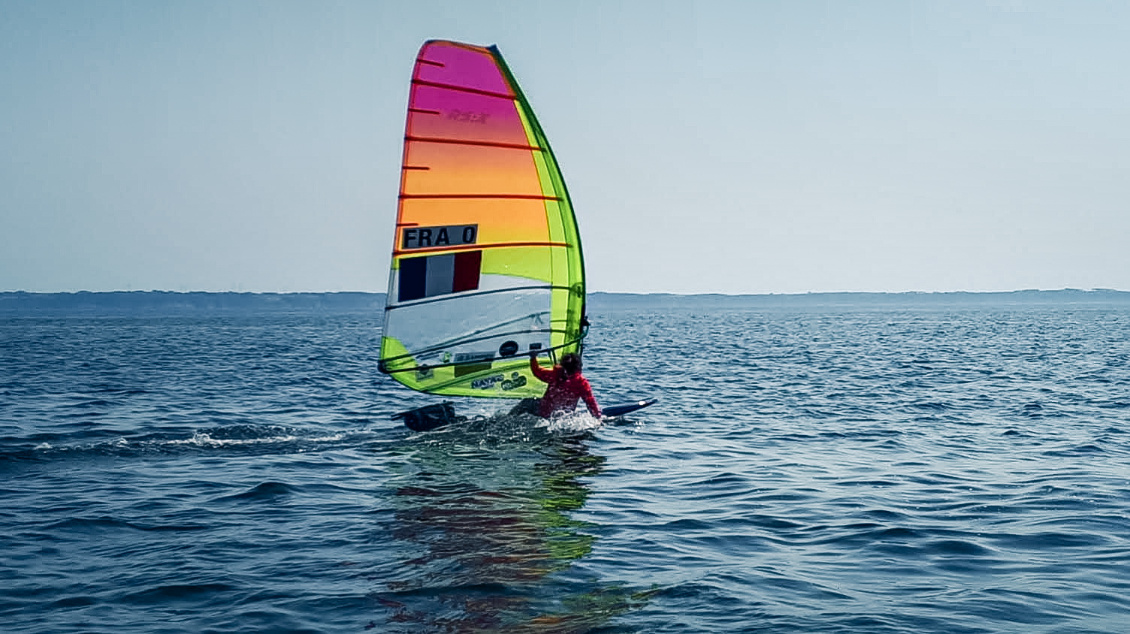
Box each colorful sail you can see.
[379,40,586,398]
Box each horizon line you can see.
[3,288,1129,297]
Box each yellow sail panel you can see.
[379,40,585,398]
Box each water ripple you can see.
[3,307,1130,632]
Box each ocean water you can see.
[2,297,1129,633]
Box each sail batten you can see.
[380,40,586,398]
[398,194,562,201]
[386,283,575,310]
[405,135,545,151]
[410,78,515,100]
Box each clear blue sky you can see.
[2,0,1128,294]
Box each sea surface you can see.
[2,294,1129,633]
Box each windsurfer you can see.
[512,352,601,419]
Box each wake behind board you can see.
[395,397,657,432]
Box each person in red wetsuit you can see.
[528,352,602,418]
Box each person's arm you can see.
[529,354,555,383]
[578,377,601,417]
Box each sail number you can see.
[401,224,478,250]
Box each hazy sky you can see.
[2,0,1128,294]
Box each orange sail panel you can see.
[379,41,586,398]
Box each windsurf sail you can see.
[379,40,586,399]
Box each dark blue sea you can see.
[3,292,1130,633]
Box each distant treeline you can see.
[589,289,1130,311]
[1,289,1128,315]
[0,291,385,315]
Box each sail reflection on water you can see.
[377,422,651,630]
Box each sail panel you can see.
[397,199,556,250]
[381,40,585,398]
[401,142,544,197]
[407,86,528,147]
[413,41,515,97]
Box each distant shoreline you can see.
[2,289,1129,315]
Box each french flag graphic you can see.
[398,251,482,302]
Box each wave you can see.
[0,424,373,466]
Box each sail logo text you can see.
[472,372,527,391]
[448,109,489,124]
[401,224,478,250]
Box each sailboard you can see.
[379,40,653,429]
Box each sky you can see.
[2,0,1128,294]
